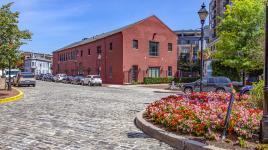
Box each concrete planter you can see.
[135,110,225,150]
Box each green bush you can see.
[143,77,173,84]
[143,77,199,84]
[249,80,264,108]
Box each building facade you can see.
[209,0,231,41]
[174,28,210,77]
[23,52,52,75]
[52,16,177,84]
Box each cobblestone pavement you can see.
[0,81,176,150]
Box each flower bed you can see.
[146,92,262,140]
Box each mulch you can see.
[0,89,19,99]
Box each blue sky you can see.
[0,0,210,54]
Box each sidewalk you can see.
[103,83,184,94]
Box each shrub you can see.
[143,77,173,84]
[249,80,264,108]
[143,77,199,84]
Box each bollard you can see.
[221,92,235,140]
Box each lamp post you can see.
[261,3,268,143]
[198,3,208,92]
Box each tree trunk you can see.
[242,70,246,86]
[8,60,11,91]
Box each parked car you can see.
[232,81,243,88]
[182,76,232,94]
[72,76,85,85]
[36,74,45,80]
[240,85,253,95]
[54,74,67,82]
[43,74,55,82]
[62,76,74,84]
[14,72,36,87]
[83,75,102,86]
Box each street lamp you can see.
[198,3,208,92]
[261,3,268,143]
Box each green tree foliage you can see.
[214,0,265,73]
[0,2,32,69]
[211,61,240,81]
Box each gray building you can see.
[174,27,210,77]
[209,0,232,48]
[23,52,52,75]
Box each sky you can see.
[0,0,210,54]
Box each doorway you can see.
[131,65,138,83]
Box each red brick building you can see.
[52,15,178,84]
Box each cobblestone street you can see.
[0,81,174,150]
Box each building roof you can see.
[54,15,175,53]
[21,51,53,57]
[54,16,145,53]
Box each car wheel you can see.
[33,84,36,87]
[216,88,225,93]
[184,87,193,94]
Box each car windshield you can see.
[93,76,100,78]
[21,73,34,78]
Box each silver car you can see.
[83,75,102,86]
[54,74,67,82]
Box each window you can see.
[109,43,113,50]
[80,50,83,57]
[32,62,35,66]
[88,49,91,55]
[109,65,113,79]
[168,43,172,51]
[149,41,159,56]
[168,66,172,77]
[148,67,160,78]
[208,78,215,83]
[97,46,101,54]
[133,40,138,49]
[218,77,230,83]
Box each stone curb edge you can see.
[0,88,24,104]
[135,110,225,150]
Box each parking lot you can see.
[0,81,174,149]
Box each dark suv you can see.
[182,76,232,93]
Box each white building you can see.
[23,52,52,75]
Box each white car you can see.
[54,74,67,82]
[83,75,102,86]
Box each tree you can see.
[214,0,265,84]
[0,3,32,90]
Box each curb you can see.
[0,88,24,104]
[135,110,225,150]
